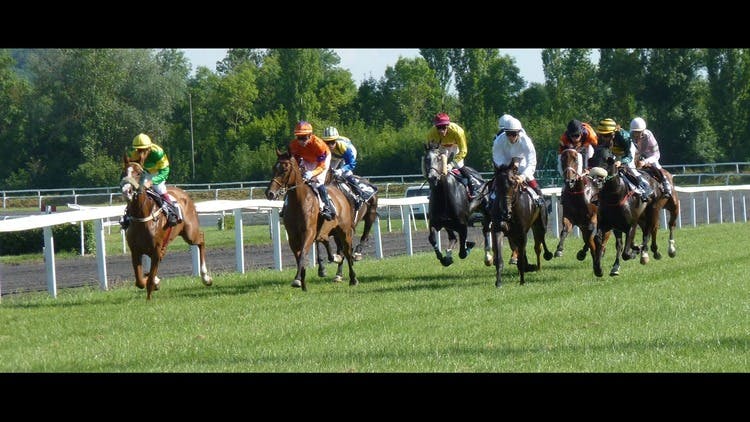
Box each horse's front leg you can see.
[492,230,505,288]
[131,253,147,289]
[610,230,623,276]
[443,230,458,266]
[482,219,493,266]
[555,217,572,258]
[146,253,160,300]
[429,225,447,266]
[316,240,328,278]
[622,224,638,261]
[458,226,473,259]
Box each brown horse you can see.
[120,157,212,300]
[265,150,358,291]
[555,148,609,263]
[316,176,378,280]
[491,157,553,287]
[636,165,679,260]
[593,157,657,277]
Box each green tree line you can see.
[2,48,748,190]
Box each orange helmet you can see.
[433,113,450,126]
[294,121,313,136]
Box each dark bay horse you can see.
[422,142,492,267]
[491,157,553,287]
[593,157,657,277]
[316,176,378,279]
[555,148,608,264]
[637,165,679,260]
[265,150,358,291]
[120,157,212,300]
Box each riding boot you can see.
[317,185,336,221]
[638,177,653,202]
[662,179,672,198]
[458,168,476,199]
[161,193,178,227]
[119,214,130,230]
[532,185,547,208]
[345,175,365,209]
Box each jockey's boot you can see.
[638,176,653,202]
[346,175,365,209]
[662,179,672,198]
[532,184,547,208]
[119,214,130,230]
[458,167,478,199]
[161,193,178,227]
[317,185,336,221]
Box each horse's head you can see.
[266,149,300,200]
[120,155,145,203]
[560,148,583,189]
[493,157,522,223]
[423,141,449,187]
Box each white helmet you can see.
[630,117,646,131]
[506,117,522,132]
[322,126,339,141]
[498,114,514,131]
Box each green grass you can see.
[0,222,747,372]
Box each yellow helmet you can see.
[597,118,617,134]
[132,133,153,149]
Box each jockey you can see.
[289,121,336,221]
[120,133,179,230]
[631,117,672,198]
[595,118,654,202]
[321,126,374,209]
[425,112,482,199]
[492,116,546,208]
[557,119,597,176]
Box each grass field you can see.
[0,222,747,373]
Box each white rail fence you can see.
[1,185,748,299]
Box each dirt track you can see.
[0,226,489,297]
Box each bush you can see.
[0,221,95,255]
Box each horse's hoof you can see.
[640,255,650,265]
[353,252,363,261]
[653,251,662,260]
[484,253,493,266]
[594,268,603,278]
[466,241,476,250]
[333,254,343,264]
[610,269,620,276]
[318,268,326,278]
[441,256,454,267]
[459,250,468,259]
[291,280,302,288]
[349,278,359,286]
[544,251,553,261]
[509,257,517,265]
[668,249,676,258]
[201,275,213,286]
[333,275,343,283]
[555,250,563,258]
[495,280,502,288]
[576,250,587,261]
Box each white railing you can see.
[1,185,749,299]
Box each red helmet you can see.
[433,113,450,126]
[294,121,313,136]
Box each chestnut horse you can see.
[491,157,553,287]
[316,176,378,279]
[265,150,358,291]
[120,158,212,300]
[554,148,609,264]
[422,142,493,268]
[636,165,679,260]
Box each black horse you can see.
[491,157,553,287]
[593,156,658,277]
[422,141,493,267]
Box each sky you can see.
[181,48,547,87]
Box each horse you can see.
[316,175,379,279]
[554,148,609,264]
[637,165,679,260]
[119,157,212,300]
[422,141,493,268]
[265,149,358,291]
[491,157,553,287]
[593,156,658,277]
